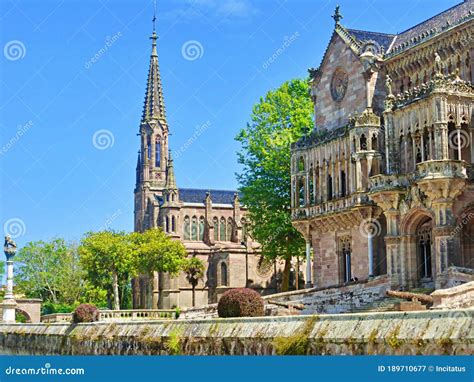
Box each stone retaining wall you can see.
[0,309,471,355]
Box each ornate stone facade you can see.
[292,1,474,290]
[133,28,280,309]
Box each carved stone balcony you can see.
[292,192,370,221]
[368,174,411,193]
[415,160,468,181]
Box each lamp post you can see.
[3,235,17,323]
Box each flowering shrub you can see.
[217,288,264,318]
[72,304,99,323]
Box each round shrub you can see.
[72,304,99,323]
[217,288,264,318]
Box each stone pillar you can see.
[305,239,312,288]
[356,158,362,191]
[3,238,17,323]
[368,230,374,277]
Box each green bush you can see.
[217,288,264,318]
[72,304,99,323]
[42,302,78,315]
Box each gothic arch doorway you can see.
[416,217,434,281]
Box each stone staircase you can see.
[350,297,404,313]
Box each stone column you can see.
[305,239,312,288]
[3,237,17,323]
[368,230,374,277]
[356,158,362,191]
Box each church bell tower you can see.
[134,16,170,232]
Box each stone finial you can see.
[332,5,343,25]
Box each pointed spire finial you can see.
[332,5,343,25]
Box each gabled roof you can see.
[346,29,396,52]
[395,0,472,48]
[179,188,240,205]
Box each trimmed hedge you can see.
[72,304,99,323]
[217,288,264,318]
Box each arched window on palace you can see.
[371,134,378,151]
[165,216,169,232]
[213,217,219,241]
[220,218,226,241]
[199,216,205,241]
[171,216,176,232]
[191,216,198,241]
[184,216,190,240]
[360,134,367,150]
[309,168,314,204]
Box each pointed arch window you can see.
[155,137,161,168]
[165,216,169,232]
[213,217,219,241]
[171,216,176,232]
[191,216,198,241]
[227,218,233,242]
[220,218,226,241]
[220,262,228,286]
[199,216,205,241]
[147,136,152,161]
[184,216,190,240]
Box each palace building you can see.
[133,24,279,309]
[291,1,473,290]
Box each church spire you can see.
[142,5,166,123]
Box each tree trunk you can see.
[192,284,196,307]
[112,272,120,310]
[281,257,291,292]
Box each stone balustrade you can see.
[41,309,176,323]
[41,313,73,324]
[292,192,370,220]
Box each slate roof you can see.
[395,0,472,48]
[179,188,240,204]
[346,29,396,52]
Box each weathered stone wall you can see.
[435,267,474,289]
[264,276,390,315]
[432,281,474,309]
[0,309,471,355]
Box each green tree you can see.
[235,78,313,291]
[132,228,187,277]
[79,229,187,310]
[15,239,85,305]
[182,257,205,307]
[78,231,135,310]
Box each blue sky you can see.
[0,0,461,246]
